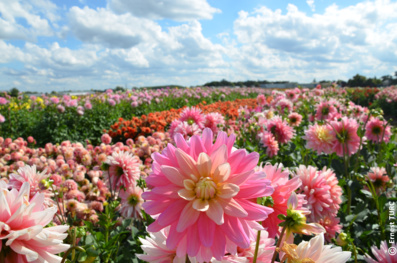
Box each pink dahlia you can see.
[0,114,5,123]
[295,165,334,222]
[288,112,302,127]
[320,167,342,215]
[204,112,225,134]
[257,163,304,238]
[259,131,279,157]
[105,151,141,191]
[179,107,205,128]
[365,167,391,195]
[302,124,334,155]
[8,165,53,204]
[318,216,342,242]
[315,101,337,121]
[266,116,294,144]
[142,128,274,261]
[0,182,69,262]
[257,94,267,106]
[172,121,201,139]
[119,185,144,219]
[329,117,360,157]
[365,118,391,143]
[275,99,293,114]
[365,241,397,263]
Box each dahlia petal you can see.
[198,214,215,247]
[201,128,213,153]
[213,163,231,183]
[193,199,209,211]
[151,185,181,199]
[147,220,167,232]
[219,198,248,218]
[145,172,171,187]
[178,189,196,201]
[143,199,172,215]
[221,216,250,248]
[174,133,190,153]
[176,234,188,258]
[226,133,236,155]
[210,145,228,174]
[175,149,199,179]
[228,170,253,186]
[217,183,239,199]
[228,150,246,174]
[206,199,224,225]
[237,152,260,174]
[176,202,200,232]
[9,240,39,262]
[197,153,212,177]
[157,199,187,227]
[237,180,274,199]
[167,223,187,250]
[236,199,273,221]
[161,165,185,187]
[190,135,207,161]
[187,224,200,257]
[211,227,226,260]
[212,131,228,153]
[0,190,11,221]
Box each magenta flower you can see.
[179,107,205,128]
[266,116,294,144]
[365,118,391,143]
[142,128,274,261]
[0,182,69,262]
[329,117,360,157]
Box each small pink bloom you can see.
[101,134,112,145]
[365,118,391,143]
[105,151,141,191]
[119,185,144,219]
[303,124,334,154]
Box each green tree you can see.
[10,87,19,97]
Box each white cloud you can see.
[232,0,397,81]
[306,0,315,12]
[0,0,56,40]
[108,0,221,21]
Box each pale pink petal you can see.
[198,214,215,247]
[175,149,199,179]
[197,153,212,177]
[193,199,209,211]
[213,163,231,183]
[206,199,224,225]
[161,165,185,187]
[210,145,228,174]
[176,202,200,232]
[217,183,239,199]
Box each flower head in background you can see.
[119,184,144,220]
[365,118,391,143]
[280,233,351,263]
[105,151,141,190]
[365,241,397,263]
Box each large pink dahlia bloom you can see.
[0,182,69,262]
[329,117,360,157]
[142,128,274,261]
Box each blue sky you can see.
[0,0,396,92]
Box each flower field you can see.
[0,85,396,262]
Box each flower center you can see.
[127,195,139,206]
[195,177,217,200]
[372,126,382,135]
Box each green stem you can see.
[367,181,386,240]
[61,246,86,263]
[252,230,261,263]
[271,225,287,263]
[351,241,358,263]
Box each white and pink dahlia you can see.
[303,124,334,155]
[0,182,69,262]
[281,233,351,263]
[295,165,336,222]
[259,131,279,157]
[105,151,141,190]
[204,112,225,134]
[365,241,397,263]
[142,128,274,261]
[119,185,144,219]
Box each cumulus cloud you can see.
[0,0,56,40]
[108,0,221,21]
[232,0,397,81]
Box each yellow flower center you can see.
[195,177,217,200]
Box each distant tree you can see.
[113,86,126,92]
[10,87,19,97]
[347,74,367,87]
